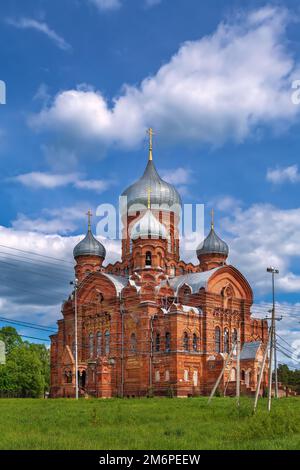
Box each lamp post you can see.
[71,278,79,400]
[266,266,279,410]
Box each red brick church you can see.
[50,130,268,398]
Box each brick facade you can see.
[50,152,269,398]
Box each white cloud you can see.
[11,171,114,193]
[145,0,161,7]
[30,6,300,149]
[160,167,192,186]
[267,164,300,184]
[222,204,300,294]
[0,225,120,328]
[89,0,121,11]
[6,17,71,51]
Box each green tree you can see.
[0,327,50,397]
[0,326,22,355]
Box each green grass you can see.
[0,397,299,450]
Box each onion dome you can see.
[196,210,229,258]
[131,210,167,240]
[121,128,182,215]
[73,211,106,259]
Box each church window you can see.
[105,330,110,355]
[193,333,198,351]
[230,367,236,382]
[155,370,160,382]
[65,370,72,383]
[130,332,137,353]
[215,326,221,353]
[165,370,170,381]
[241,370,245,381]
[224,328,229,353]
[165,332,171,352]
[155,333,160,352]
[232,328,237,344]
[96,332,102,356]
[89,333,94,357]
[184,369,189,382]
[183,332,189,351]
[170,265,175,276]
[167,237,172,253]
[145,251,152,266]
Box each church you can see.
[50,130,268,398]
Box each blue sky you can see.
[0,0,300,363]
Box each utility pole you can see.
[208,340,236,404]
[253,327,271,413]
[266,267,279,410]
[236,326,241,407]
[71,278,79,400]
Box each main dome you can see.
[121,158,182,216]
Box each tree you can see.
[0,326,22,355]
[0,327,50,398]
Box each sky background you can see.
[0,0,300,365]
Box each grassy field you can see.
[0,397,299,450]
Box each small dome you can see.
[196,227,229,258]
[121,159,182,215]
[73,229,106,259]
[131,210,167,240]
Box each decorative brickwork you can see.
[50,147,268,398]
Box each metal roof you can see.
[121,159,182,215]
[73,229,106,259]
[240,341,262,360]
[196,227,229,257]
[131,209,167,240]
[167,267,220,294]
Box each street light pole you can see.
[71,278,79,400]
[266,267,279,410]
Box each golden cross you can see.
[147,127,155,161]
[86,209,93,231]
[211,208,214,230]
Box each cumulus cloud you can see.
[6,17,71,51]
[267,164,300,184]
[222,204,300,294]
[11,171,114,193]
[30,6,300,150]
[0,225,120,329]
[89,0,121,11]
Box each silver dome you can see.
[73,229,106,259]
[131,210,167,240]
[196,227,229,257]
[121,159,182,215]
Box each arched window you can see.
[193,333,198,351]
[241,370,245,381]
[145,251,152,266]
[165,332,171,352]
[155,333,160,352]
[215,326,221,353]
[224,328,229,353]
[183,332,189,351]
[232,328,237,344]
[65,370,72,383]
[167,237,172,253]
[89,333,94,357]
[104,330,110,355]
[96,332,102,356]
[230,367,236,382]
[130,332,137,353]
